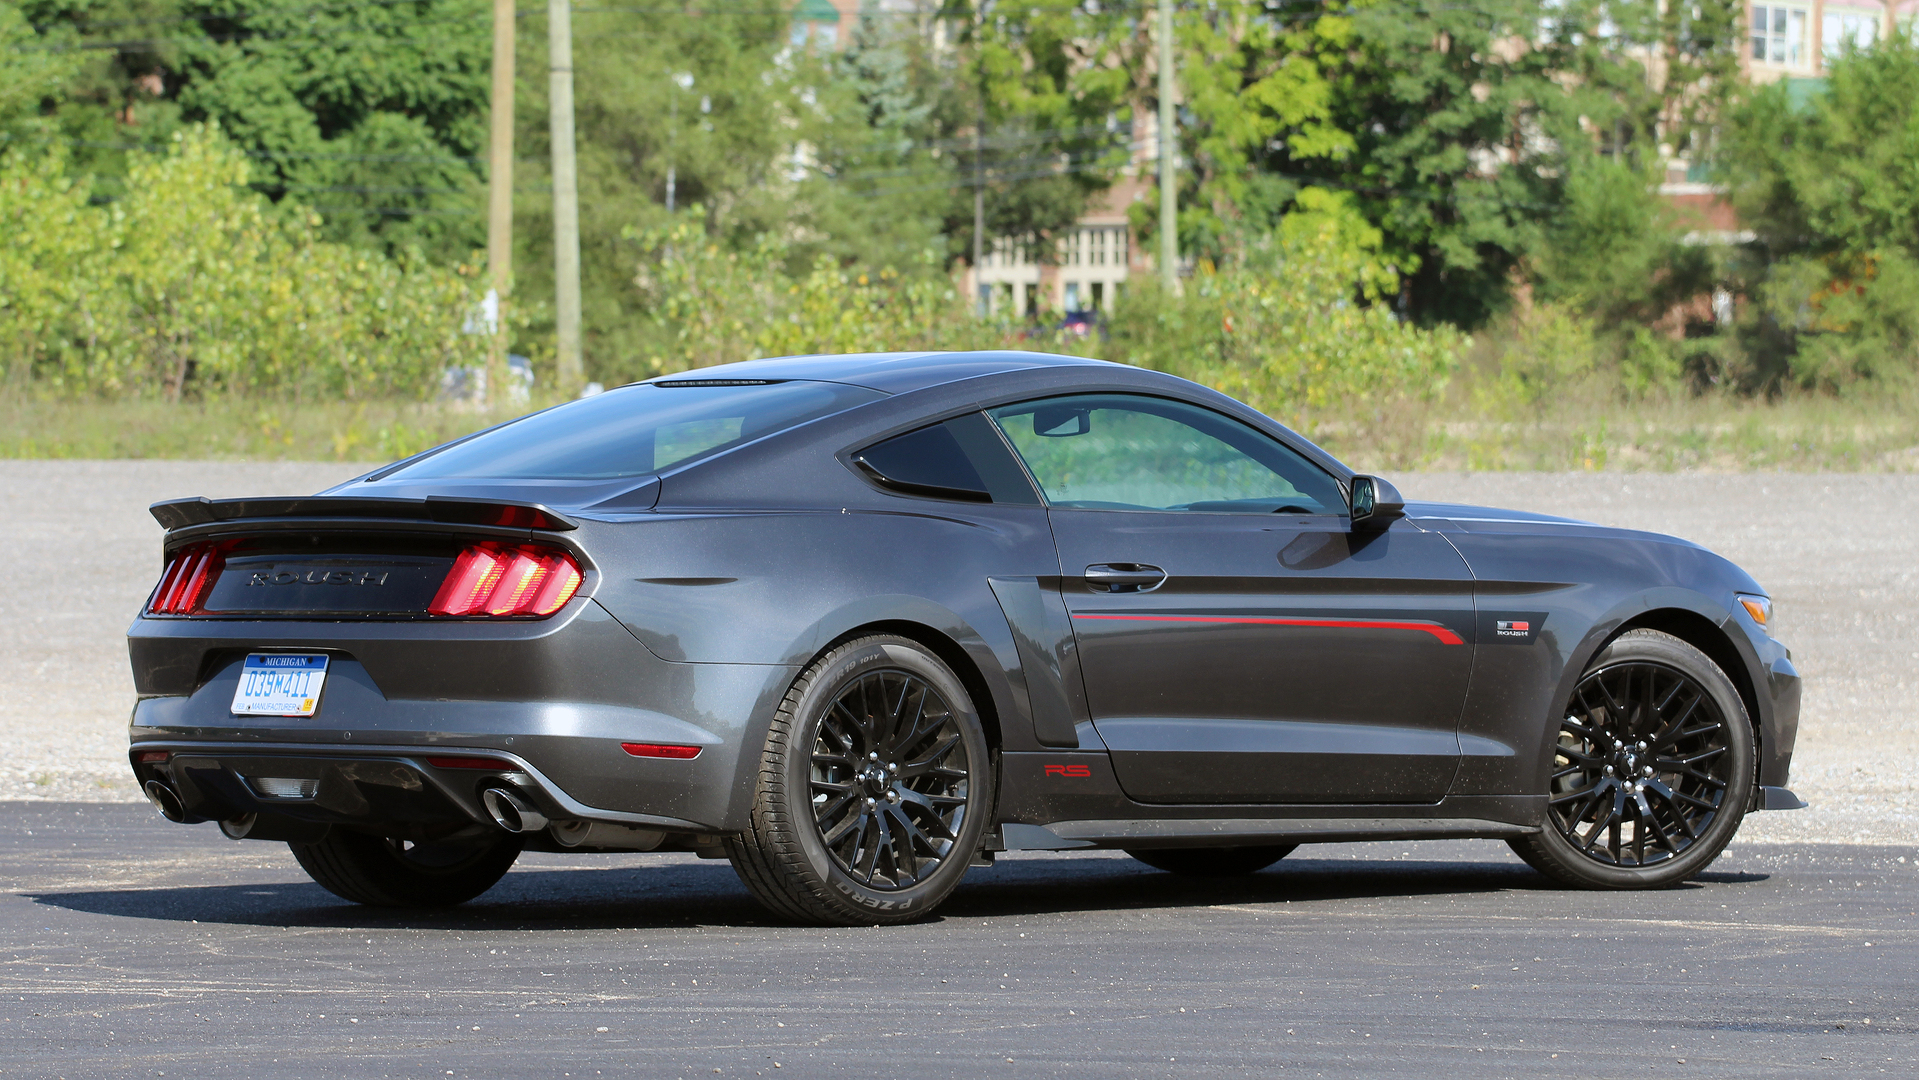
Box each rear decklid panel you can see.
[131,496,605,698]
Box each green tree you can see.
[1165,0,1740,325]
[19,0,491,259]
[1721,33,1919,388]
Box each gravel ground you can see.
[2,461,1911,844]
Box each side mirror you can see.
[1348,475,1405,529]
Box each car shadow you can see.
[23,851,1769,930]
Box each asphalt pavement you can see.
[2,801,1914,1079]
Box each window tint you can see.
[988,394,1343,514]
[853,412,1040,504]
[380,380,884,481]
[855,424,989,501]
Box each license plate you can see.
[231,654,330,717]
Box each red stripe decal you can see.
[1073,613,1465,645]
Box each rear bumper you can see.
[127,601,799,831]
[130,742,714,835]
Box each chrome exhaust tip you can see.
[143,780,187,823]
[481,786,548,834]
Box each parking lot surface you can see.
[2,802,1916,1079]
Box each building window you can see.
[1822,10,1877,59]
[1751,5,1809,67]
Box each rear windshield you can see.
[380,380,885,481]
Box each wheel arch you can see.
[813,620,1005,755]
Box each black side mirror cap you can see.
[1348,475,1405,529]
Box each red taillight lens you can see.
[621,742,702,759]
[429,543,583,618]
[146,542,225,615]
[429,545,509,616]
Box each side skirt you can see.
[999,803,1544,852]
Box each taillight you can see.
[146,542,225,616]
[428,542,583,617]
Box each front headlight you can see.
[1737,593,1773,632]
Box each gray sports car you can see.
[127,351,1802,924]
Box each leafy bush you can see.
[1109,222,1466,421]
[0,126,489,399]
[629,208,1465,426]
[628,217,1005,376]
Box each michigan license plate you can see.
[230,654,330,717]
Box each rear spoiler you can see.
[148,496,579,532]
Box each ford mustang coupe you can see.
[127,351,1802,924]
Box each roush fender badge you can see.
[1477,611,1547,643]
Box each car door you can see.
[987,393,1476,804]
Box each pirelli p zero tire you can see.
[1508,629,1755,890]
[290,829,523,908]
[1126,845,1297,877]
[727,635,994,926]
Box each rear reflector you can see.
[428,542,582,618]
[135,751,169,764]
[146,542,227,615]
[426,756,525,771]
[622,742,702,759]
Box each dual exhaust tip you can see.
[482,785,662,850]
[152,778,658,852]
[144,780,188,823]
[481,786,550,834]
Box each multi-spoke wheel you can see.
[727,635,993,925]
[1509,629,1754,889]
[290,828,522,907]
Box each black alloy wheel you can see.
[1127,845,1297,877]
[809,670,973,889]
[727,635,994,925]
[1509,629,1754,889]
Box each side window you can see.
[987,394,1344,515]
[853,412,1040,504]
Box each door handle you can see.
[1084,563,1167,593]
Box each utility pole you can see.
[667,72,692,215]
[485,0,515,403]
[972,121,986,316]
[548,0,583,395]
[972,2,987,317]
[1156,0,1178,293]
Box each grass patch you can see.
[4,382,1916,472]
[1,395,548,462]
[1300,380,1919,473]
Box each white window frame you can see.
[1751,4,1811,69]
